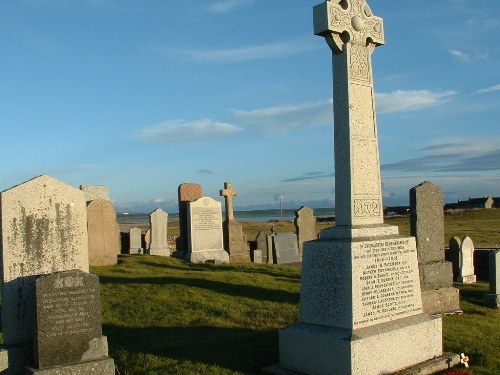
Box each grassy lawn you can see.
[94,255,500,375]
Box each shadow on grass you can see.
[99,275,299,305]
[457,282,490,310]
[104,323,278,374]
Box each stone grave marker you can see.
[186,197,228,263]
[448,236,461,280]
[144,229,151,251]
[458,236,476,284]
[87,199,120,266]
[294,206,316,257]
[274,2,459,374]
[273,233,300,264]
[28,270,114,373]
[255,231,268,263]
[484,249,500,308]
[177,183,203,252]
[129,227,143,254]
[149,208,169,256]
[80,185,109,202]
[220,182,250,263]
[410,181,460,315]
[267,234,275,264]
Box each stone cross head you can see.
[220,182,238,220]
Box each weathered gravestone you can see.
[149,208,169,256]
[186,197,229,263]
[458,236,476,284]
[294,206,316,257]
[0,175,112,374]
[177,183,203,252]
[144,229,151,251]
[26,270,114,374]
[220,182,250,263]
[87,199,120,266]
[274,2,459,374]
[80,185,109,202]
[410,182,460,315]
[129,227,143,254]
[448,236,462,280]
[255,231,268,263]
[484,249,500,308]
[273,233,300,264]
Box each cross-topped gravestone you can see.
[314,0,384,229]
[220,182,237,221]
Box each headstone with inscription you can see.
[186,197,229,263]
[274,2,457,374]
[87,199,120,266]
[80,185,109,202]
[177,183,203,252]
[484,249,500,308]
[149,208,169,256]
[129,227,143,254]
[294,206,316,257]
[458,236,476,284]
[26,270,114,374]
[410,181,460,315]
[273,233,301,264]
[220,182,250,263]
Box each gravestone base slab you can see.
[149,248,169,257]
[484,293,500,308]
[279,314,442,375]
[421,287,461,315]
[25,357,115,375]
[457,275,476,284]
[418,261,453,290]
[225,220,250,263]
[185,250,229,264]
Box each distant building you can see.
[445,196,496,210]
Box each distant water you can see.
[116,208,335,224]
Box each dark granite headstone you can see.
[33,270,104,370]
[273,233,300,264]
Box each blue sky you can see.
[2,0,500,213]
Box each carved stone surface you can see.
[149,208,169,256]
[129,227,143,254]
[294,206,316,256]
[87,199,119,266]
[458,236,476,284]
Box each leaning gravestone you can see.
[410,182,460,315]
[273,233,300,264]
[294,206,316,257]
[186,197,228,263]
[27,270,114,373]
[0,175,113,374]
[87,199,120,266]
[458,236,476,284]
[484,249,500,308]
[80,185,109,202]
[177,183,203,252]
[273,2,459,374]
[149,208,169,256]
[129,227,143,254]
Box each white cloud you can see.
[157,38,320,63]
[206,0,254,13]
[376,90,457,114]
[449,49,489,63]
[473,83,500,95]
[136,119,243,144]
[233,100,332,135]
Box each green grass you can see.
[94,255,500,375]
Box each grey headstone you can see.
[255,231,268,263]
[484,249,500,308]
[294,206,316,256]
[448,236,461,280]
[129,227,143,254]
[458,236,476,283]
[273,233,300,264]
[149,208,169,256]
[87,199,119,266]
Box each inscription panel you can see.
[35,270,103,369]
[352,237,422,328]
[188,197,224,252]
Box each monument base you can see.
[149,247,169,257]
[484,293,500,308]
[25,357,115,375]
[185,250,229,264]
[457,275,476,284]
[421,287,462,315]
[279,314,443,375]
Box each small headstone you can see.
[186,197,228,263]
[273,233,300,264]
[448,236,462,280]
[255,231,268,263]
[177,183,203,251]
[267,234,275,264]
[129,227,143,254]
[484,249,500,308]
[149,208,169,256]
[253,249,263,263]
[31,270,110,370]
[458,236,476,284]
[87,199,120,266]
[144,229,151,251]
[410,181,460,315]
[80,185,109,202]
[294,206,316,256]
